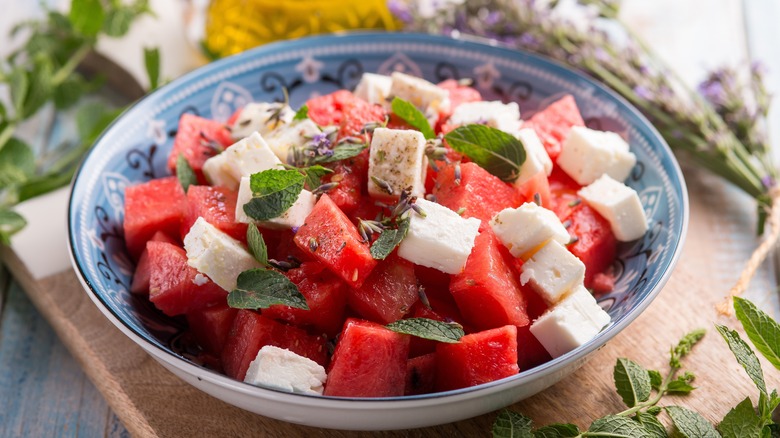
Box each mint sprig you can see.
[246,223,269,267]
[293,104,309,121]
[386,317,464,343]
[733,296,780,369]
[227,269,309,310]
[391,97,435,139]
[444,124,526,183]
[175,153,197,192]
[243,169,305,221]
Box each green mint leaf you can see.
[21,57,54,119]
[716,324,767,395]
[646,406,663,416]
[718,397,763,438]
[293,104,309,121]
[613,358,652,407]
[8,68,29,116]
[53,74,91,109]
[391,97,435,140]
[175,154,197,192]
[385,318,464,343]
[766,424,780,438]
[671,329,706,368]
[144,47,161,90]
[444,124,526,183]
[69,0,105,37]
[648,370,663,390]
[491,409,533,438]
[533,424,581,438]
[587,415,654,437]
[635,412,668,438]
[103,1,151,37]
[246,223,269,267]
[0,138,35,187]
[666,379,696,394]
[227,269,308,310]
[733,297,780,370]
[312,143,367,164]
[0,209,27,245]
[244,169,305,221]
[303,165,333,190]
[370,217,409,260]
[666,406,721,438]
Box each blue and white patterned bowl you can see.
[68,32,687,430]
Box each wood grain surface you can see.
[2,168,779,437]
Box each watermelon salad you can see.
[123,71,649,397]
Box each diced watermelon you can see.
[123,176,187,260]
[450,228,531,331]
[130,231,177,294]
[263,262,348,338]
[405,353,436,396]
[306,90,386,139]
[407,302,448,358]
[516,323,552,371]
[273,229,314,264]
[436,79,482,132]
[347,253,418,324]
[522,95,585,161]
[167,113,233,183]
[434,325,519,392]
[433,162,523,222]
[181,185,248,242]
[186,303,238,356]
[147,241,227,316]
[322,149,370,215]
[324,318,410,397]
[293,194,377,288]
[515,170,552,209]
[221,311,328,380]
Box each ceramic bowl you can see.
[68,32,688,430]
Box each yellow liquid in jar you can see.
[204,0,400,58]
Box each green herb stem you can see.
[0,122,18,151]
[51,44,91,86]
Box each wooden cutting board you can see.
[3,168,779,437]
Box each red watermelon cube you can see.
[181,185,247,242]
[346,253,419,325]
[433,162,523,222]
[186,303,238,356]
[306,90,386,139]
[522,95,585,161]
[405,353,436,396]
[516,323,552,371]
[130,231,178,294]
[322,149,370,215]
[167,113,233,183]
[123,176,187,260]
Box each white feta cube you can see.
[367,127,428,199]
[447,101,521,134]
[202,152,240,190]
[520,240,585,304]
[578,174,648,241]
[244,346,327,395]
[397,198,481,274]
[530,285,610,358]
[224,132,284,179]
[557,126,636,185]
[235,176,316,229]
[183,217,260,291]
[514,129,553,186]
[265,119,321,163]
[390,71,450,113]
[490,203,570,260]
[230,102,294,140]
[354,72,392,105]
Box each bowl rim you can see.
[67,31,689,403]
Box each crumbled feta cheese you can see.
[229,102,294,140]
[520,240,585,304]
[447,100,521,134]
[557,126,636,185]
[389,71,450,114]
[367,127,428,199]
[514,128,553,186]
[578,174,648,241]
[224,132,284,180]
[353,73,392,105]
[235,176,316,229]
[244,345,327,395]
[264,119,321,163]
[183,217,260,291]
[192,273,210,286]
[490,203,570,260]
[397,198,481,274]
[202,152,240,190]
[530,285,611,358]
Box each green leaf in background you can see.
[533,424,581,438]
[176,154,197,192]
[301,165,333,191]
[391,97,435,139]
[444,124,526,183]
[21,55,54,119]
[0,138,35,187]
[8,67,29,117]
[0,209,27,245]
[246,223,269,267]
[69,0,105,37]
[312,143,367,164]
[385,318,464,343]
[491,410,533,438]
[227,269,308,310]
[244,169,305,221]
[635,412,668,438]
[613,358,652,408]
[718,397,763,438]
[370,217,409,260]
[670,329,707,368]
[734,296,780,370]
[587,415,654,437]
[716,324,767,395]
[666,379,696,395]
[293,104,309,121]
[103,0,153,38]
[53,74,91,109]
[665,406,721,438]
[144,47,160,90]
